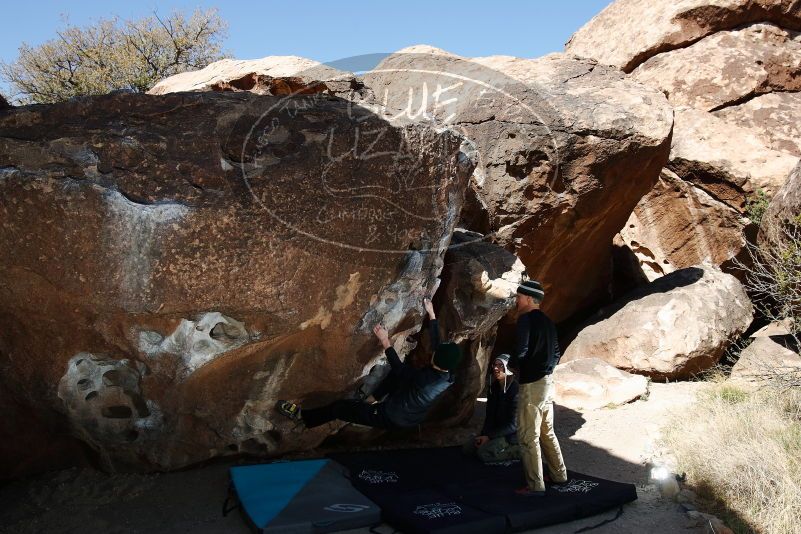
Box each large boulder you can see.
[553,357,648,411]
[566,0,801,73]
[617,107,796,281]
[630,23,801,112]
[667,107,796,210]
[757,161,801,290]
[619,169,747,281]
[563,267,754,379]
[359,46,673,321]
[730,336,801,383]
[148,48,674,321]
[0,91,475,475]
[148,56,358,97]
[761,160,801,236]
[567,1,801,296]
[713,92,801,157]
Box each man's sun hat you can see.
[517,280,544,301]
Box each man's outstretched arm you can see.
[373,323,407,371]
[424,297,440,349]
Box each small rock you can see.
[687,511,734,534]
[656,476,680,500]
[553,357,648,410]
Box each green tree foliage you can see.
[1,9,228,104]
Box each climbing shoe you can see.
[276,400,302,422]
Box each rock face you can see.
[758,160,801,262]
[713,92,801,157]
[568,2,801,285]
[0,94,9,109]
[563,267,754,379]
[153,48,674,322]
[762,160,801,233]
[148,56,358,97]
[415,229,524,423]
[730,336,801,382]
[553,358,648,411]
[0,91,475,475]
[618,107,795,281]
[631,23,801,112]
[668,107,796,209]
[360,47,673,321]
[616,97,797,282]
[566,0,801,73]
[619,169,747,281]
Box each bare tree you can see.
[1,9,228,104]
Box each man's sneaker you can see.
[514,487,546,497]
[276,400,302,422]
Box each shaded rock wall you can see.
[0,91,475,474]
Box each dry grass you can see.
[662,382,801,533]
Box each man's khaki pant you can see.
[517,375,567,491]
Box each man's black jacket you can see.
[481,377,519,443]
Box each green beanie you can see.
[433,342,462,371]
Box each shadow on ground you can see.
[0,396,702,534]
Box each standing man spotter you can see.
[511,280,567,496]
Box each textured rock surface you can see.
[147,47,674,321]
[568,2,801,290]
[553,357,648,411]
[758,160,801,262]
[0,91,475,474]
[619,169,747,280]
[566,0,801,72]
[713,92,801,157]
[563,267,754,379]
[761,160,801,232]
[730,336,801,382]
[148,56,358,96]
[630,23,801,112]
[668,107,797,211]
[415,229,524,424]
[618,107,794,282]
[360,47,673,321]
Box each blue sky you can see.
[1,1,611,95]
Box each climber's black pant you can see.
[301,399,396,429]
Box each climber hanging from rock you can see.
[276,297,462,430]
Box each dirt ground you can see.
[0,382,711,534]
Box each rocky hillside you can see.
[569,0,801,282]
